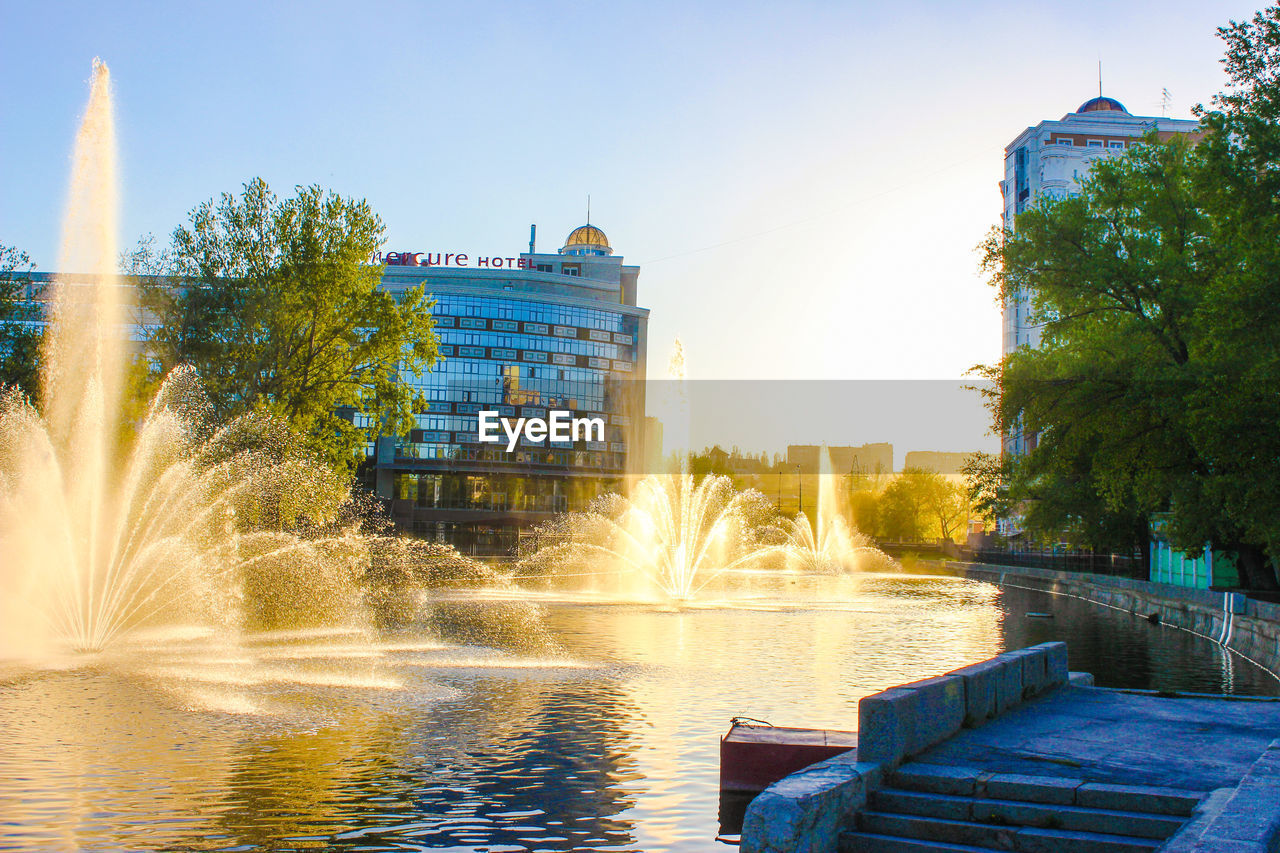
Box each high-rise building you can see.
[1001,96,1199,356]
[371,223,650,554]
[999,96,1199,456]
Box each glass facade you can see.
[392,293,641,470]
[369,236,648,556]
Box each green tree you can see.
[0,244,42,396]
[981,136,1239,576]
[139,179,438,472]
[960,451,1005,528]
[878,468,969,542]
[980,7,1280,588]
[1181,6,1280,587]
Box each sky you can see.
[0,0,1258,399]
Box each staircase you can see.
[841,763,1205,853]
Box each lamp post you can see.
[796,464,802,518]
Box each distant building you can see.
[903,450,969,476]
[728,453,766,476]
[787,443,893,475]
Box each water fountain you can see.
[0,61,545,666]
[518,343,890,597]
[0,61,365,658]
[0,59,1274,853]
[782,447,892,573]
[519,472,786,600]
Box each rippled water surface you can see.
[1,572,1275,852]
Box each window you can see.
[1109,141,1125,149]
[561,264,581,277]
[1057,138,1073,146]
[1087,139,1103,147]
[536,263,553,273]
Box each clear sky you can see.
[0,0,1258,389]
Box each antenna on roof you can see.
[587,194,591,225]
[1098,59,1103,98]
[1161,87,1172,116]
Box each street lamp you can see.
[796,464,802,518]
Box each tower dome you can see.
[1076,96,1129,115]
[560,224,613,256]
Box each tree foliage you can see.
[138,179,438,472]
[848,468,971,543]
[0,244,41,397]
[981,6,1280,588]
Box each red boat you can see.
[719,719,858,794]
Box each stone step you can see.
[1158,788,1236,853]
[888,763,1203,816]
[857,811,1162,853]
[840,830,1003,853]
[890,764,984,796]
[869,789,1186,839]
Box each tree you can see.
[138,179,438,472]
[1182,6,1280,587]
[979,7,1280,589]
[0,244,41,396]
[920,473,972,544]
[877,468,970,543]
[961,452,1005,528]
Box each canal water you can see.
[0,572,1274,852]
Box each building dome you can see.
[1076,96,1129,115]
[560,224,613,256]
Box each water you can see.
[0,60,392,659]
[1,571,1273,852]
[5,61,1276,853]
[782,448,887,573]
[518,452,891,598]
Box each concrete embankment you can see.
[926,560,1280,678]
[740,639,1280,853]
[739,561,1280,853]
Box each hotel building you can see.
[12,223,649,557]
[370,224,650,554]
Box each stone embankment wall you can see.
[927,561,1280,677]
[739,642,1071,853]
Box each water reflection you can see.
[991,582,1258,695]
[0,573,1274,852]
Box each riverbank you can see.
[740,645,1280,853]
[921,560,1280,678]
[739,564,1280,852]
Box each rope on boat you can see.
[730,716,774,727]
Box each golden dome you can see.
[563,224,611,253]
[564,224,610,249]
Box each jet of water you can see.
[0,63,359,656]
[782,447,891,573]
[519,473,787,601]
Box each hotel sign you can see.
[372,251,537,270]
